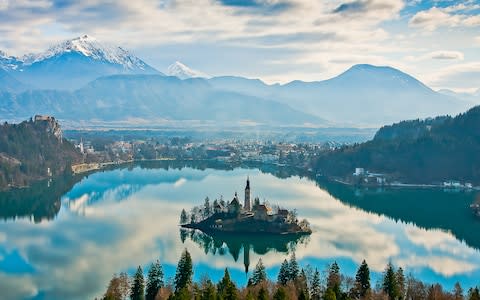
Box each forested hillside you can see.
[0,116,82,189]
[313,106,480,184]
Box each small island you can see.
[180,177,312,235]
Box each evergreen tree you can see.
[218,268,238,300]
[180,209,188,224]
[258,287,269,300]
[396,267,405,300]
[469,287,480,300]
[204,197,211,218]
[310,268,321,300]
[146,260,164,300]
[354,260,370,299]
[249,259,267,286]
[277,259,290,285]
[288,252,300,281]
[245,290,255,300]
[174,249,193,293]
[382,262,399,300]
[327,261,341,299]
[130,266,145,300]
[298,289,309,300]
[324,288,337,300]
[297,269,309,298]
[213,199,220,213]
[453,282,464,300]
[273,287,288,300]
[200,279,216,300]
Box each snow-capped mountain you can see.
[0,50,23,71]
[22,35,153,71]
[0,35,162,90]
[166,61,209,79]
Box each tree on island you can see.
[180,209,188,224]
[130,266,145,300]
[174,249,193,293]
[203,197,211,218]
[145,260,164,300]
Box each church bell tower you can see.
[244,177,251,211]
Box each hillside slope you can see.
[0,116,82,189]
[313,106,480,184]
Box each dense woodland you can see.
[313,106,480,184]
[98,249,476,300]
[0,117,82,189]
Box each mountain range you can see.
[0,35,476,127]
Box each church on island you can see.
[222,177,290,222]
[181,177,311,235]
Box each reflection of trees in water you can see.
[180,228,310,273]
[0,159,307,224]
[0,174,83,223]
[315,178,480,250]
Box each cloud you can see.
[406,50,464,62]
[409,6,480,31]
[333,0,404,16]
[425,62,480,90]
[430,50,464,60]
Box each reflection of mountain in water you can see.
[0,174,83,222]
[316,179,480,250]
[181,228,309,273]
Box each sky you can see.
[0,0,479,92]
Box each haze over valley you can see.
[0,35,476,128]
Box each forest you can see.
[313,106,480,184]
[0,117,82,189]
[98,249,476,300]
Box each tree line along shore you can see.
[98,249,476,300]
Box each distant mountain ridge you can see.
[0,75,324,126]
[166,61,209,79]
[208,64,469,127]
[0,35,473,127]
[0,35,161,90]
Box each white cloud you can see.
[429,50,464,60]
[425,62,480,90]
[409,6,480,31]
[406,50,464,62]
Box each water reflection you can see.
[0,174,83,223]
[1,161,480,300]
[181,228,309,273]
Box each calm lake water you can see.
[1,161,480,300]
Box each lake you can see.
[1,161,480,300]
